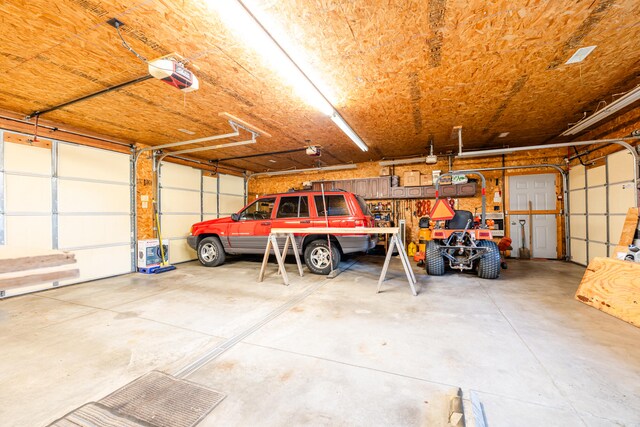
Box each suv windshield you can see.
[239,197,276,220]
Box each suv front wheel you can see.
[304,240,340,275]
[197,236,226,267]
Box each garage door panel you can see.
[58,180,130,213]
[607,151,634,183]
[58,144,129,182]
[6,175,51,212]
[219,174,244,195]
[5,142,51,174]
[59,246,132,285]
[161,162,201,190]
[571,239,587,265]
[162,214,200,238]
[587,215,607,242]
[588,242,608,260]
[569,165,585,189]
[168,239,196,263]
[58,215,130,248]
[203,175,218,192]
[5,216,52,248]
[569,215,586,239]
[609,183,636,214]
[161,188,200,213]
[586,187,606,214]
[569,190,585,214]
[203,195,217,214]
[203,214,217,221]
[220,194,244,214]
[609,216,627,244]
[587,165,606,187]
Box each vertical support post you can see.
[130,146,136,272]
[584,164,589,263]
[562,172,570,261]
[243,171,248,206]
[0,129,4,246]
[605,157,610,257]
[156,154,162,239]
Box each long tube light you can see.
[250,163,357,178]
[205,0,368,152]
[561,86,640,136]
[379,157,429,166]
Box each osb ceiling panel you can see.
[1,0,639,173]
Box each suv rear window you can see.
[314,195,349,217]
[355,195,371,216]
[277,196,310,218]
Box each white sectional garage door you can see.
[568,149,636,266]
[219,173,245,215]
[159,162,201,264]
[1,131,134,297]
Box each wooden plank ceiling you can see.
[0,0,639,172]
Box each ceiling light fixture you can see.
[205,0,368,152]
[268,159,277,163]
[565,46,597,65]
[178,128,195,135]
[379,157,428,166]
[498,132,509,138]
[250,163,357,177]
[561,86,640,136]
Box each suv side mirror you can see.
[231,213,239,221]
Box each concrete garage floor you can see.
[1,256,639,426]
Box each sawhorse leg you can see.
[277,233,303,278]
[377,233,418,296]
[258,234,290,285]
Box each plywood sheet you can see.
[617,208,639,247]
[219,194,245,214]
[6,175,51,212]
[5,216,52,248]
[58,180,130,212]
[0,247,75,273]
[161,188,200,213]
[160,162,201,190]
[607,150,635,184]
[609,216,627,249]
[575,257,640,327]
[4,140,51,175]
[58,215,130,248]
[58,143,130,182]
[219,174,245,195]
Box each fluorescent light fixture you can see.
[331,112,368,152]
[178,128,195,135]
[498,132,509,138]
[561,85,640,136]
[268,159,277,163]
[565,46,596,65]
[379,157,427,167]
[205,0,368,152]
[251,163,357,177]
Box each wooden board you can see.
[271,227,398,234]
[575,257,640,328]
[0,268,79,290]
[0,247,76,274]
[618,207,639,246]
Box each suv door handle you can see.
[261,222,271,226]
[300,220,310,224]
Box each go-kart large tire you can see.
[476,240,500,279]
[426,240,445,276]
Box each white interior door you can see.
[508,173,557,258]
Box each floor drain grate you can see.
[49,371,225,427]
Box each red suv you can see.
[187,190,376,274]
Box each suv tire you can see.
[304,240,340,275]
[197,236,226,267]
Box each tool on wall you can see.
[152,199,176,273]
[519,219,531,259]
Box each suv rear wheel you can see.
[197,236,226,267]
[304,240,340,275]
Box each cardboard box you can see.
[380,166,391,176]
[420,175,432,186]
[404,171,421,186]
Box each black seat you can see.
[445,210,473,229]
